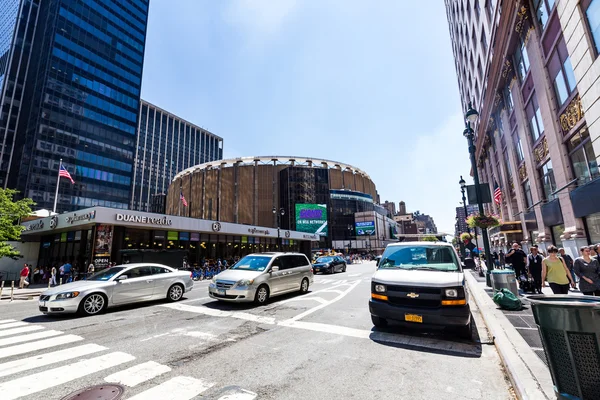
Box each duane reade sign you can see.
[115,213,173,226]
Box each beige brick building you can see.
[445,0,600,256]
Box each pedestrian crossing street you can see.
[0,319,257,400]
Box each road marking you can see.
[0,324,44,338]
[218,389,258,400]
[0,321,28,330]
[348,273,361,277]
[0,351,135,400]
[278,296,327,305]
[284,280,361,322]
[127,376,214,400]
[0,319,17,324]
[515,327,538,331]
[0,343,107,378]
[140,332,170,342]
[162,303,276,325]
[181,296,210,303]
[0,334,83,360]
[105,360,171,387]
[279,320,369,339]
[317,289,343,295]
[0,329,63,347]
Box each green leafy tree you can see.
[421,235,438,242]
[0,189,35,259]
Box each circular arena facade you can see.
[166,156,378,234]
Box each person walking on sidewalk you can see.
[573,246,600,296]
[542,245,576,294]
[50,265,57,286]
[499,250,505,269]
[527,245,544,294]
[559,248,576,288]
[507,243,527,279]
[19,263,30,289]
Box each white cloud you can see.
[223,0,298,35]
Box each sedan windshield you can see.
[231,256,270,271]
[87,267,126,281]
[379,246,459,271]
[316,257,334,263]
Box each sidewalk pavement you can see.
[465,267,555,400]
[0,283,47,301]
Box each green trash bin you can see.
[529,295,600,400]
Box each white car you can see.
[39,263,193,316]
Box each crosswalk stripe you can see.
[0,351,136,400]
[0,325,44,338]
[127,376,214,400]
[0,322,28,330]
[0,343,107,378]
[0,320,17,325]
[0,334,83,360]
[0,329,63,347]
[104,360,171,387]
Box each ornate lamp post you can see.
[463,102,494,285]
[459,176,470,235]
[273,207,285,249]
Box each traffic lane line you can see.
[285,279,361,322]
[0,329,63,347]
[162,303,276,325]
[127,376,214,400]
[0,324,44,338]
[104,360,171,387]
[0,334,84,360]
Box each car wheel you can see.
[371,315,387,328]
[456,321,473,340]
[342,263,346,272]
[79,293,107,316]
[329,266,335,274]
[167,284,184,302]
[300,278,309,293]
[254,285,270,305]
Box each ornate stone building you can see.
[445,0,600,255]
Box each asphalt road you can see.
[0,261,514,399]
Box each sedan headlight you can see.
[374,284,386,293]
[236,279,254,287]
[55,291,80,300]
[445,288,459,298]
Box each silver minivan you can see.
[208,252,314,304]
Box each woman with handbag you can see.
[574,246,600,296]
[542,246,576,294]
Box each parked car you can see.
[369,242,472,339]
[312,256,346,274]
[38,264,193,316]
[208,252,314,304]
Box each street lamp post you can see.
[273,207,285,249]
[458,176,470,235]
[347,224,353,255]
[463,102,494,286]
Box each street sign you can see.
[466,184,492,205]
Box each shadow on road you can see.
[368,315,484,358]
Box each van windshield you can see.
[379,245,459,272]
[231,256,270,271]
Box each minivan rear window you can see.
[379,245,459,271]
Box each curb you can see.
[465,271,554,400]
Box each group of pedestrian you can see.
[500,242,600,296]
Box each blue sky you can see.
[141,0,473,234]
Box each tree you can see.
[421,235,438,242]
[0,189,35,259]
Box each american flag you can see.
[493,181,502,205]
[59,164,75,184]
[180,190,188,207]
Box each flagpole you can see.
[178,185,181,217]
[53,159,62,214]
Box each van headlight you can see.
[236,279,254,287]
[55,291,80,300]
[444,288,459,298]
[374,284,386,293]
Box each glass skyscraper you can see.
[1,0,148,212]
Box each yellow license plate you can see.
[405,314,423,323]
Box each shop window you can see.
[539,160,557,200]
[514,37,530,82]
[583,0,600,54]
[526,94,544,142]
[567,127,600,185]
[586,212,600,243]
[551,224,565,247]
[534,0,555,29]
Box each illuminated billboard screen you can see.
[355,221,375,236]
[295,204,328,236]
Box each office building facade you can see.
[1,0,149,212]
[131,100,223,212]
[445,0,600,255]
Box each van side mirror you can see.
[271,266,279,273]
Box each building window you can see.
[475,0,481,19]
[504,150,513,179]
[586,211,600,243]
[567,127,600,185]
[539,160,557,200]
[514,37,530,82]
[526,94,545,142]
[534,0,555,29]
[513,131,524,162]
[481,30,488,52]
[584,0,600,54]
[548,39,577,106]
[523,180,533,208]
[503,85,514,112]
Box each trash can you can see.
[491,270,518,297]
[529,296,600,400]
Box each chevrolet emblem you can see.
[406,292,419,298]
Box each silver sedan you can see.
[38,263,193,316]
